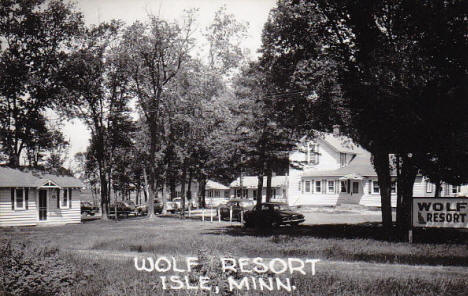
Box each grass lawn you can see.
[1,216,467,295]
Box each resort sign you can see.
[412,198,468,228]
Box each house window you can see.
[305,181,311,193]
[315,181,321,193]
[236,189,242,198]
[328,180,335,193]
[452,186,461,194]
[391,181,397,194]
[426,182,433,193]
[341,181,347,193]
[307,143,319,164]
[352,182,359,194]
[372,181,380,194]
[340,153,347,167]
[15,188,25,210]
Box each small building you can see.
[0,167,84,227]
[230,176,288,203]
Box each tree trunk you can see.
[187,170,193,203]
[180,165,187,218]
[144,167,155,218]
[266,167,272,202]
[434,179,442,198]
[256,173,264,210]
[372,150,393,235]
[397,154,418,240]
[198,177,206,208]
[161,181,168,214]
[99,169,109,220]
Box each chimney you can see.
[333,125,340,136]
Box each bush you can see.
[0,240,85,296]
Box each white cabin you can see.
[0,167,83,227]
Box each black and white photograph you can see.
[1,0,467,295]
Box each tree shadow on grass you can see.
[202,222,468,244]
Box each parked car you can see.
[243,202,305,228]
[109,201,136,217]
[135,200,164,215]
[218,199,255,221]
[80,201,99,216]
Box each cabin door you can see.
[39,190,47,221]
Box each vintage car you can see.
[109,201,137,217]
[80,201,99,216]
[218,199,255,221]
[243,202,305,228]
[135,200,164,215]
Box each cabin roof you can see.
[0,167,84,188]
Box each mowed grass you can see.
[2,216,467,266]
[1,217,467,295]
[63,254,466,296]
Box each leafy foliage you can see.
[0,240,87,296]
[0,0,83,167]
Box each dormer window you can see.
[307,143,319,165]
[340,153,347,167]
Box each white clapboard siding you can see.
[0,188,38,226]
[0,188,81,226]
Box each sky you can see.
[61,0,277,168]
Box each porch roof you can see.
[206,180,229,190]
[0,167,84,188]
[230,176,288,189]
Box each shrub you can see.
[0,240,86,296]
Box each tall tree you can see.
[0,0,83,167]
[62,21,134,219]
[122,13,196,216]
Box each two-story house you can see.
[287,129,463,207]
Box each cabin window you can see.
[15,188,25,210]
[60,189,73,209]
[315,180,321,193]
[305,181,311,193]
[328,180,335,194]
[372,181,380,194]
[425,182,433,193]
[340,181,347,193]
[236,189,242,198]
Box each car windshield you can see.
[272,204,290,211]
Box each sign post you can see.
[408,196,413,243]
